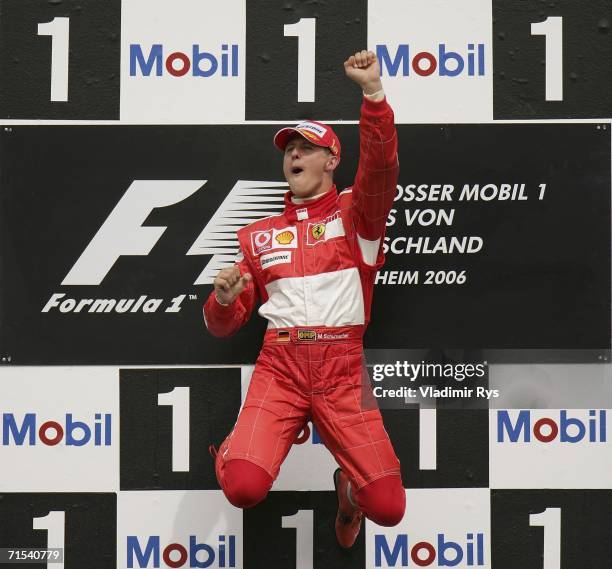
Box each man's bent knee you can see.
[222,459,273,508]
[356,474,406,526]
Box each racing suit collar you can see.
[283,185,338,222]
[290,189,331,204]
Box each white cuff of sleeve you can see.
[363,88,385,101]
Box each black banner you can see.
[367,123,610,352]
[0,123,608,364]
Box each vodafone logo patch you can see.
[251,230,273,255]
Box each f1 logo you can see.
[62,180,205,285]
[61,180,287,286]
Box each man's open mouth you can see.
[291,167,303,175]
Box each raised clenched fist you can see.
[213,265,252,305]
[343,50,383,95]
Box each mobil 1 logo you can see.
[0,493,116,569]
[245,0,367,120]
[244,491,363,569]
[493,0,612,118]
[120,368,241,490]
[491,490,612,569]
[0,0,120,119]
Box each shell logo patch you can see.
[311,223,326,240]
[275,230,294,245]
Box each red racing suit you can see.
[204,96,401,493]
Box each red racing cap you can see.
[273,120,341,158]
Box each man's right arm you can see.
[203,248,257,337]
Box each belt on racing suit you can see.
[263,325,365,345]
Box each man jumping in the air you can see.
[204,50,404,548]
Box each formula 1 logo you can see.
[61,180,288,287]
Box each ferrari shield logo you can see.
[311,223,326,240]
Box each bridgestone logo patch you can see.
[260,251,291,270]
[297,122,327,137]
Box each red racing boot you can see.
[333,468,363,548]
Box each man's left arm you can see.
[345,50,399,267]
